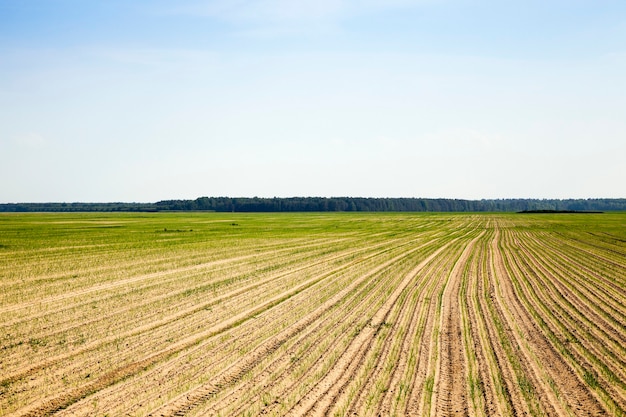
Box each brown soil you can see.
[4,216,624,417]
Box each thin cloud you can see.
[161,0,342,22]
[159,0,437,23]
[93,47,219,69]
[149,0,443,39]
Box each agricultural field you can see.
[0,212,625,417]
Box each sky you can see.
[1,0,625,202]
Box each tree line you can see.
[1,197,625,212]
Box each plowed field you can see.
[1,212,624,416]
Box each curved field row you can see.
[498,229,626,414]
[5,240,426,414]
[491,228,602,416]
[519,233,626,365]
[0,212,624,416]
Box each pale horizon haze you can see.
[1,0,625,203]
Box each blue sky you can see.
[1,0,625,202]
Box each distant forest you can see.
[2,197,625,212]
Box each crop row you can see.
[0,212,623,416]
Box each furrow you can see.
[498,227,612,416]
[15,245,383,417]
[146,236,446,417]
[431,231,483,417]
[284,237,459,417]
